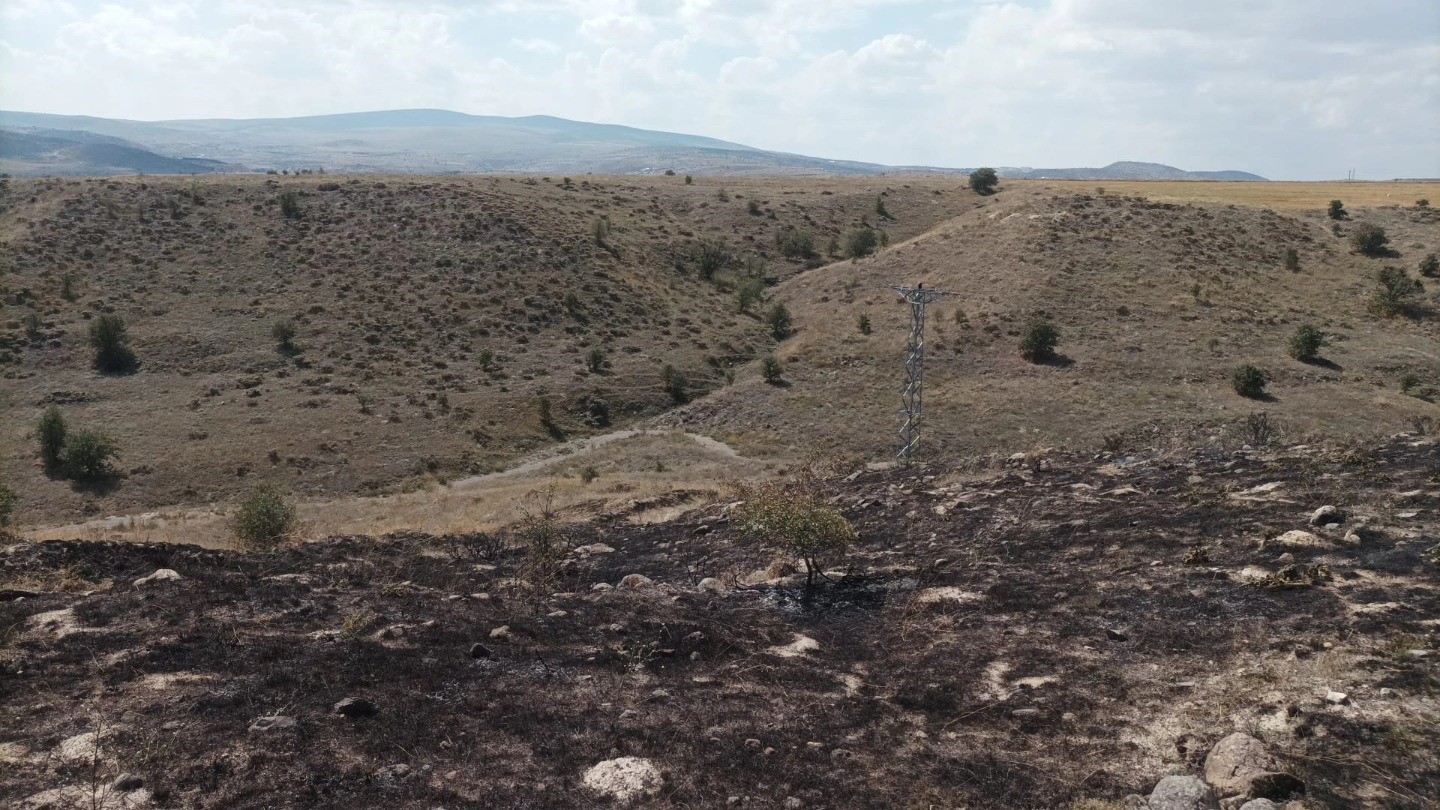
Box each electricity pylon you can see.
[892,283,954,462]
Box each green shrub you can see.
[736,276,764,313]
[776,229,815,260]
[1400,373,1421,394]
[271,319,297,352]
[1232,364,1268,399]
[858,313,872,335]
[1417,198,1430,208]
[1019,318,1061,363]
[585,346,607,374]
[64,430,120,481]
[662,365,689,405]
[592,216,611,246]
[684,175,693,185]
[88,314,136,372]
[579,391,611,427]
[843,228,879,258]
[733,469,857,588]
[688,238,731,280]
[279,190,302,220]
[1419,253,1438,278]
[1287,324,1326,362]
[1327,199,1346,219]
[766,302,793,340]
[761,354,783,384]
[663,169,675,176]
[580,465,599,483]
[37,406,67,464]
[969,167,999,194]
[231,486,297,550]
[747,200,762,216]
[1283,248,1300,273]
[875,195,891,220]
[538,395,564,440]
[0,480,16,528]
[1369,266,1425,316]
[1350,222,1389,256]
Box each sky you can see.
[1,0,1437,180]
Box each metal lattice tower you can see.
[892,283,954,462]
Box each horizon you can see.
[2,1,1437,181]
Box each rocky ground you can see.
[1,434,1436,809]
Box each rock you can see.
[1324,691,1348,705]
[133,568,182,587]
[374,763,411,781]
[574,543,615,555]
[697,577,726,593]
[113,772,144,791]
[1147,775,1219,809]
[592,583,614,591]
[1270,530,1326,549]
[1120,795,1149,810]
[56,732,103,765]
[248,715,297,733]
[469,643,492,659]
[1203,733,1300,800]
[1309,506,1343,526]
[334,697,379,718]
[783,798,804,809]
[1239,801,1281,810]
[582,756,663,804]
[1106,628,1129,642]
[490,625,513,640]
[618,574,653,589]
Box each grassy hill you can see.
[0,173,980,526]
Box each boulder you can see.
[582,756,663,804]
[334,697,379,718]
[1308,506,1343,526]
[248,715,297,733]
[1147,775,1219,810]
[1204,733,1301,800]
[1269,530,1326,549]
[1238,801,1280,810]
[618,574,653,589]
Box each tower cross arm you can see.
[890,285,955,304]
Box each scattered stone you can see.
[1308,505,1343,526]
[618,574,653,589]
[1324,691,1348,705]
[1238,800,1280,810]
[1203,733,1301,800]
[767,633,820,658]
[468,643,493,659]
[1105,628,1129,642]
[582,756,663,804]
[1147,774,1219,810]
[592,583,614,591]
[490,625,513,640]
[574,543,615,555]
[1270,530,1326,549]
[1011,708,1040,717]
[334,697,379,718]
[374,763,411,781]
[783,797,804,809]
[248,715,297,733]
[112,773,144,791]
[133,568,182,587]
[697,577,726,593]
[56,732,103,765]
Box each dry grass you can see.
[1022,179,1439,210]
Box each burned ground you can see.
[2,435,1436,808]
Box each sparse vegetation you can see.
[761,354,783,384]
[1232,364,1269,399]
[1286,324,1326,362]
[776,228,815,260]
[1369,266,1425,317]
[858,313,871,334]
[688,238,731,280]
[969,167,999,194]
[1240,411,1279,447]
[63,429,120,481]
[1019,318,1061,363]
[88,314,136,372]
[733,465,857,589]
[0,480,16,529]
[37,406,67,464]
[231,486,297,550]
[1350,221,1390,256]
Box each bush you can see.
[684,175,693,185]
[579,391,611,427]
[1370,266,1425,316]
[736,277,764,313]
[776,229,815,260]
[662,365,688,404]
[1283,248,1300,273]
[1019,318,1061,363]
[1241,412,1278,448]
[1417,198,1430,208]
[1350,222,1389,256]
[231,486,297,550]
[747,200,762,216]
[585,346,607,374]
[1232,364,1268,399]
[766,302,792,340]
[37,406,67,464]
[0,480,16,528]
[875,195,891,220]
[592,216,611,246]
[88,314,136,372]
[969,167,999,194]
[1327,199,1346,219]
[1287,324,1326,362]
[64,430,120,481]
[538,395,564,440]
[1420,253,1438,278]
[271,319,297,352]
[843,227,879,258]
[663,169,675,176]
[858,313,871,335]
[761,354,783,384]
[733,467,857,588]
[688,238,731,280]
[279,190,302,220]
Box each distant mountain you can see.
[0,110,1265,180]
[0,128,231,176]
[1004,161,1266,182]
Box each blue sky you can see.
[1,0,1437,179]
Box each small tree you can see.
[88,314,136,372]
[684,175,693,185]
[843,227,879,258]
[689,238,731,280]
[875,195,892,220]
[231,486,297,550]
[1417,198,1430,208]
[538,395,565,440]
[1369,266,1425,317]
[0,480,16,529]
[1419,253,1438,278]
[1283,248,1301,273]
[585,346,607,374]
[592,216,611,246]
[733,468,857,589]
[271,319,297,353]
[766,302,793,340]
[279,190,302,220]
[969,167,999,194]
[736,277,765,314]
[858,313,872,335]
[1232,364,1268,399]
[64,430,120,481]
[761,354,783,384]
[1019,318,1061,363]
[37,406,67,464]
[1350,222,1389,256]
[777,229,815,260]
[662,364,689,405]
[1327,199,1346,220]
[1287,324,1326,362]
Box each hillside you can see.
[672,185,1439,461]
[0,173,981,526]
[0,129,229,177]
[2,435,1436,808]
[1009,162,1267,182]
